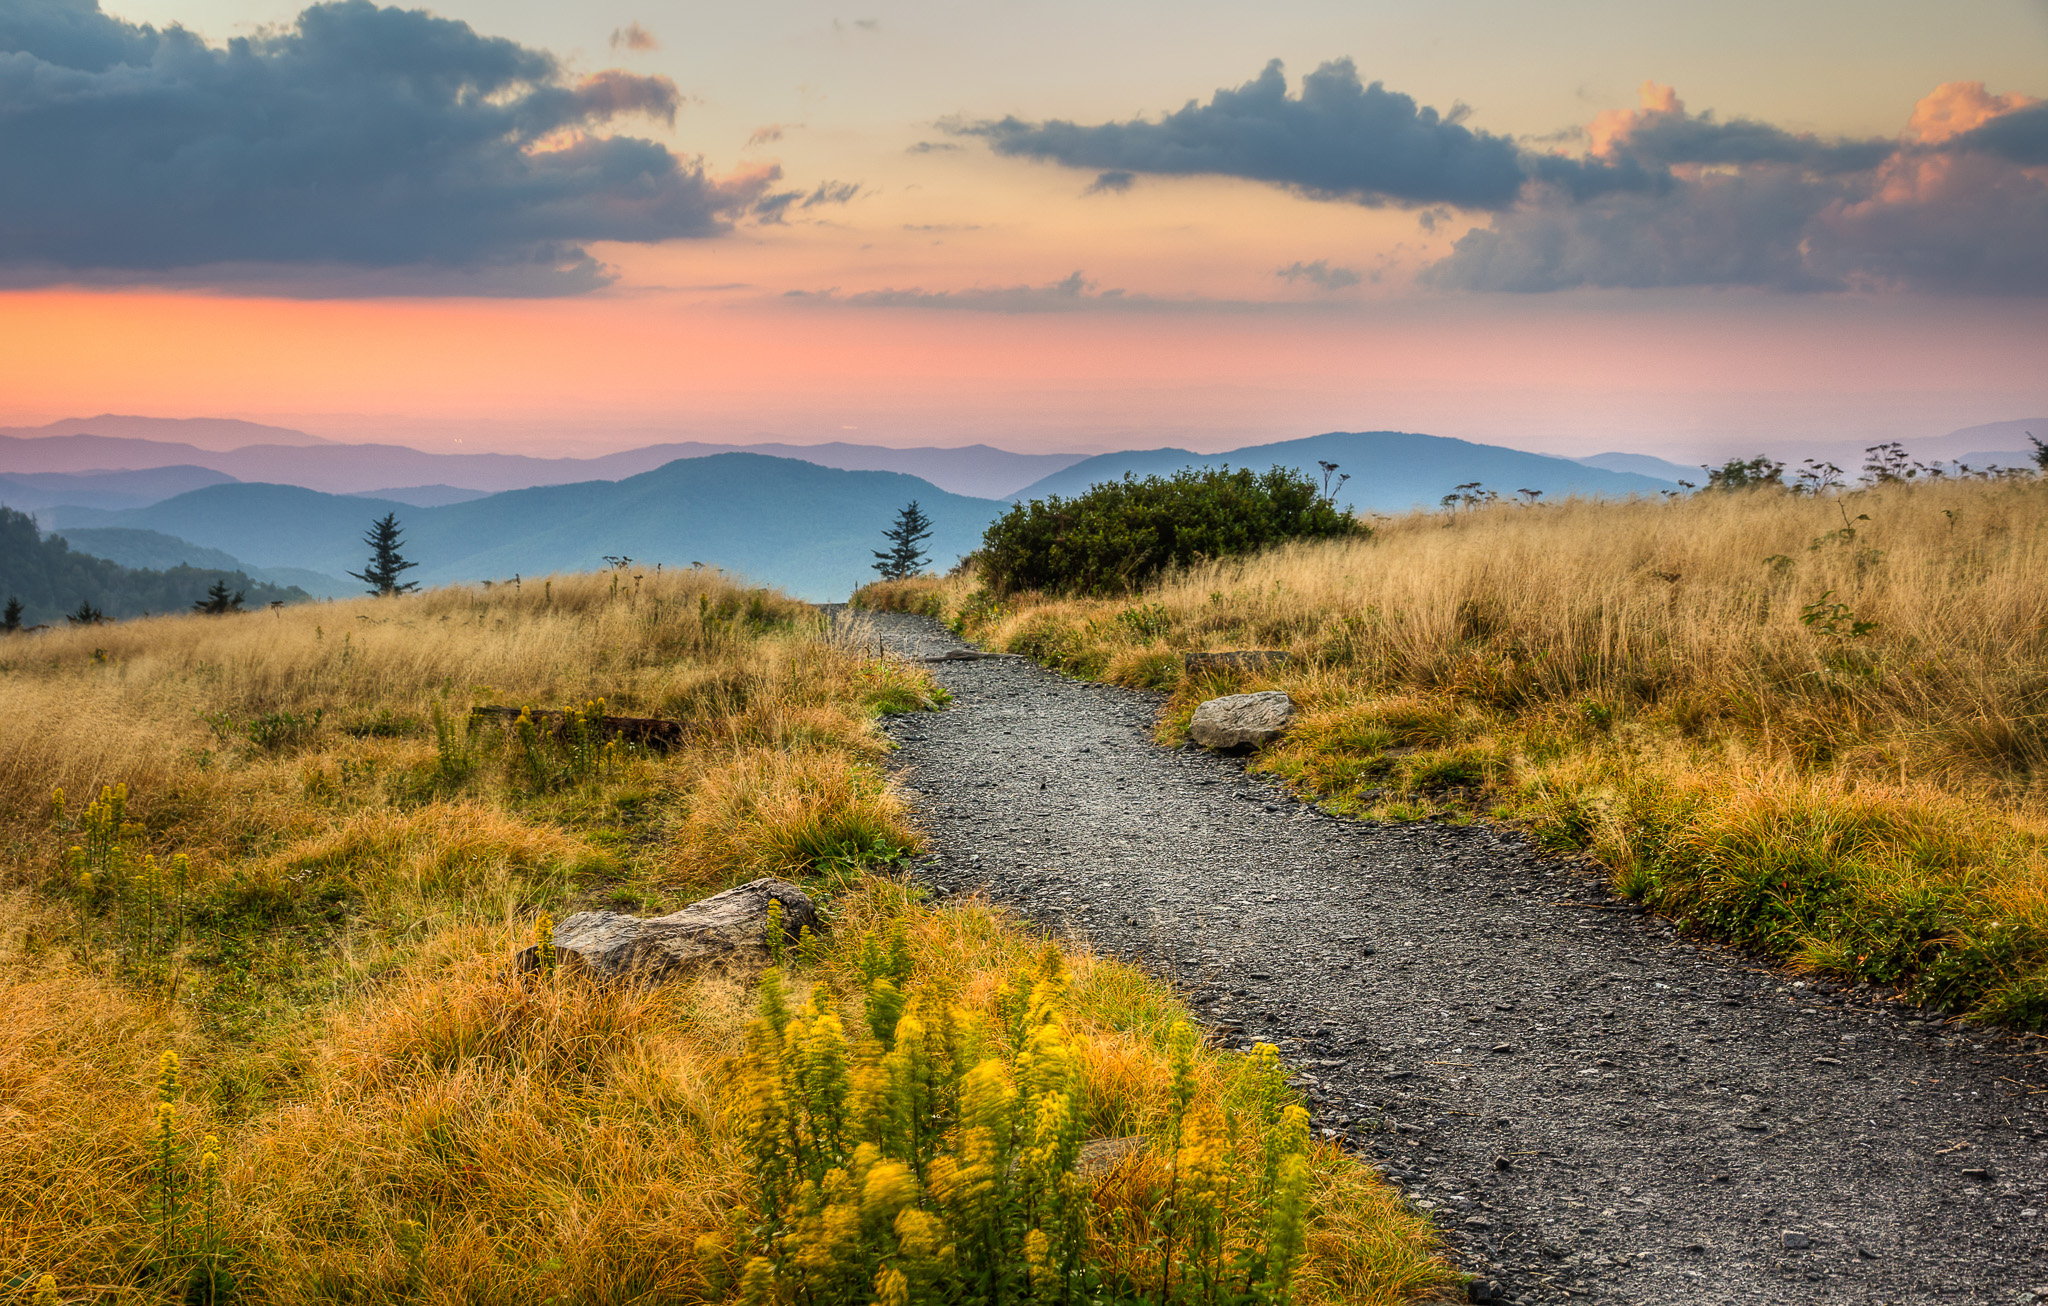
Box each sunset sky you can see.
[2,0,2045,458]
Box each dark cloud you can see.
[1276,259,1363,290]
[0,0,774,294]
[753,180,865,224]
[1082,170,1135,195]
[907,140,961,154]
[956,58,1649,210]
[1954,101,2048,165]
[1607,112,1889,174]
[608,21,657,52]
[747,123,793,147]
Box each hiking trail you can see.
[850,608,2048,1306]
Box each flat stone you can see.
[515,877,818,983]
[1187,691,1296,750]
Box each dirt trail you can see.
[851,609,2048,1306]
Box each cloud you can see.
[753,179,866,224]
[1588,81,1889,173]
[907,140,961,154]
[0,0,774,295]
[1427,81,2048,296]
[956,58,1651,209]
[785,272,1332,315]
[608,21,657,52]
[1082,170,1135,195]
[1276,259,1363,290]
[748,123,794,148]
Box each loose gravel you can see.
[848,608,2048,1306]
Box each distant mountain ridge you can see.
[0,429,1083,499]
[0,415,333,450]
[0,465,239,512]
[1010,431,1676,509]
[55,454,1007,602]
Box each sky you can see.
[1,0,2045,459]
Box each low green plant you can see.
[978,467,1363,597]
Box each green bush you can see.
[977,467,1364,597]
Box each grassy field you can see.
[0,571,1452,1303]
[859,476,2048,1030]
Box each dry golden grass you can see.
[0,571,1452,1303]
[861,477,2048,1027]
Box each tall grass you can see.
[860,477,2048,1028]
[0,571,1452,1302]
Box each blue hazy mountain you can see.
[52,527,353,598]
[1009,431,1676,508]
[56,454,1005,601]
[0,465,238,512]
[1572,452,1693,482]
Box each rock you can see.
[516,877,819,982]
[1187,691,1296,750]
[1781,1230,1811,1250]
[1183,649,1293,676]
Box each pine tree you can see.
[1,596,20,632]
[192,581,245,615]
[349,513,420,596]
[67,601,105,625]
[872,501,934,580]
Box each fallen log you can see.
[469,704,687,752]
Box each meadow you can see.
[0,569,1451,1303]
[860,475,2048,1029]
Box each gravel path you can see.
[846,609,2048,1306]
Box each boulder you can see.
[516,877,819,983]
[1182,650,1293,676]
[1187,691,1296,751]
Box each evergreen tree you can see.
[67,601,105,626]
[349,513,420,596]
[2,596,21,632]
[192,581,245,615]
[871,501,934,580]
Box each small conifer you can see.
[349,513,420,596]
[872,501,934,580]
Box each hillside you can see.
[1010,430,1675,507]
[0,508,309,625]
[53,527,354,598]
[0,570,1448,1302]
[0,414,332,449]
[57,454,1006,601]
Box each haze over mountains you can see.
[4,414,2039,604]
[0,417,1084,499]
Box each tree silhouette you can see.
[872,501,934,580]
[192,580,245,614]
[2,596,20,633]
[67,601,105,625]
[350,513,420,596]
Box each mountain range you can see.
[11,417,2041,605]
[1009,431,1677,507]
[0,420,1084,499]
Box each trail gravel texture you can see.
[849,609,2048,1306]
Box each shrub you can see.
[978,467,1363,597]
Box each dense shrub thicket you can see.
[0,507,307,625]
[978,467,1363,596]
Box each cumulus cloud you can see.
[1276,259,1364,290]
[0,0,775,294]
[956,58,1651,209]
[1428,81,2048,296]
[609,21,657,52]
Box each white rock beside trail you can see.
[515,876,818,982]
[1187,691,1296,750]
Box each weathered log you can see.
[469,704,687,751]
[515,877,820,983]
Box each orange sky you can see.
[2,0,2044,459]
